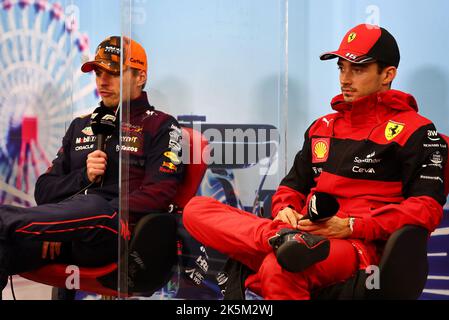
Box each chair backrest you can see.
[372,225,429,299]
[172,126,209,209]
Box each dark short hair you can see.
[376,61,395,87]
[376,61,392,73]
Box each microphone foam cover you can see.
[307,192,340,222]
[90,106,116,136]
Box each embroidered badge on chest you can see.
[81,126,94,136]
[385,121,405,141]
[312,138,330,163]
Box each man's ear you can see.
[383,66,397,86]
[137,70,147,87]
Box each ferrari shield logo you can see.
[385,121,405,141]
[348,32,357,43]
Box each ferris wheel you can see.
[0,0,97,205]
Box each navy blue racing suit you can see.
[0,92,184,276]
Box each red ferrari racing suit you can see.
[183,89,447,299]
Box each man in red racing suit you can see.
[183,24,447,299]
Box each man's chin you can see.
[343,95,355,103]
[102,99,119,108]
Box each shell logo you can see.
[312,138,330,163]
[314,141,328,159]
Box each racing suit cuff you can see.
[350,217,366,239]
[282,204,298,212]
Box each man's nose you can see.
[340,71,352,85]
[97,72,111,84]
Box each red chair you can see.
[20,127,209,298]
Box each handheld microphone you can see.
[302,192,340,222]
[90,106,116,151]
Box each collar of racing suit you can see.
[328,89,419,139]
[99,91,155,116]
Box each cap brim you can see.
[81,61,120,74]
[320,50,375,64]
